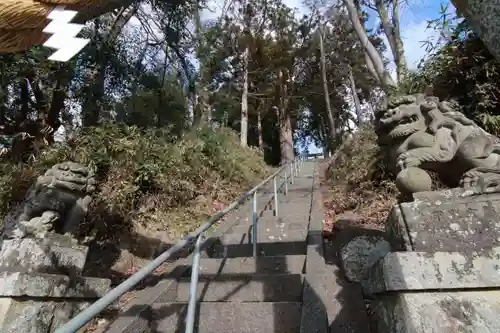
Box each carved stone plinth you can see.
[0,234,110,333]
[0,234,88,275]
[369,188,500,333]
[387,188,500,253]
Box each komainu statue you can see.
[2,162,97,239]
[375,94,500,195]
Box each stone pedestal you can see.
[368,188,500,333]
[0,234,111,333]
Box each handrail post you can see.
[185,233,204,333]
[273,175,278,219]
[252,191,258,257]
[54,160,296,332]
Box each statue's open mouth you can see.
[395,115,419,125]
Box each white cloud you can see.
[381,16,440,82]
[401,20,439,70]
[201,0,224,22]
[283,0,308,16]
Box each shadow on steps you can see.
[322,224,385,333]
[104,237,325,333]
[103,233,374,333]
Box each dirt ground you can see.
[318,158,396,239]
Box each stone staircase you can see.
[106,161,369,333]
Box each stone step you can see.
[209,239,307,258]
[201,230,304,259]
[258,192,310,201]
[231,198,294,216]
[176,273,303,302]
[152,301,302,333]
[254,201,302,214]
[227,220,309,236]
[219,228,307,245]
[179,255,305,276]
[210,216,305,234]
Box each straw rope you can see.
[0,1,52,29]
[0,0,108,53]
[0,28,47,52]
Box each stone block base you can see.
[0,234,110,333]
[373,290,500,333]
[373,188,500,332]
[386,188,500,253]
[0,298,91,333]
[0,271,111,298]
[362,248,500,294]
[0,234,88,275]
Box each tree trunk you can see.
[192,94,202,125]
[0,61,5,127]
[278,70,294,163]
[364,52,380,83]
[0,91,5,127]
[318,28,337,149]
[319,117,329,158]
[348,64,363,125]
[392,0,406,81]
[240,46,249,147]
[207,105,212,126]
[19,78,30,126]
[277,106,294,163]
[282,110,294,161]
[108,5,137,40]
[156,43,166,127]
[82,62,103,126]
[342,0,396,89]
[367,101,375,122]
[257,110,263,150]
[44,68,70,143]
[192,3,208,127]
[374,0,407,81]
[83,6,137,127]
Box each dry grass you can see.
[321,125,398,236]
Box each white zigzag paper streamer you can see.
[42,6,90,62]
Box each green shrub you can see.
[328,124,394,186]
[324,125,398,228]
[0,124,271,238]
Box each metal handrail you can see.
[54,155,305,333]
[184,155,303,333]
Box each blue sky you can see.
[201,0,456,80]
[373,0,454,71]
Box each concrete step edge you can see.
[178,272,304,281]
[151,301,302,333]
[176,273,304,302]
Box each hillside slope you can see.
[321,125,398,235]
[0,124,272,281]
